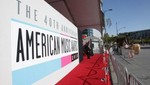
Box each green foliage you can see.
[103,33,116,43]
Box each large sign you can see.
[1,0,79,85]
[11,19,78,71]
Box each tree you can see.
[103,33,109,44]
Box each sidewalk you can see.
[109,60,118,85]
[109,48,118,85]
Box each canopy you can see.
[45,0,104,33]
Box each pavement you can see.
[109,46,150,85]
[109,59,118,85]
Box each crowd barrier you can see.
[110,55,144,85]
[129,74,143,85]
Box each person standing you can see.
[84,42,91,59]
[128,43,134,58]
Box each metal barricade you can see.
[115,59,129,85]
[110,55,144,85]
[129,74,143,85]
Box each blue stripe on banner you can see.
[12,58,61,85]
[11,18,77,39]
[11,18,59,34]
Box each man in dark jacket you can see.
[84,42,91,59]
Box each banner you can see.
[8,0,79,85]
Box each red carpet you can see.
[56,53,111,85]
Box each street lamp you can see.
[116,22,126,35]
[103,9,112,50]
[117,27,126,35]
[115,22,126,55]
[103,9,112,35]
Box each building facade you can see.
[119,29,150,44]
[82,29,93,37]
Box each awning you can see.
[45,0,104,33]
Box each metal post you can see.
[116,22,119,54]
[116,22,118,36]
[103,9,112,50]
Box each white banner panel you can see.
[0,0,79,85]
[11,20,78,71]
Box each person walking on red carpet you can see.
[83,42,91,59]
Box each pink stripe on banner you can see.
[60,33,70,37]
[61,55,72,67]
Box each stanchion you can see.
[102,49,111,84]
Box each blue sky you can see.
[103,0,150,36]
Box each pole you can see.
[103,9,112,35]
[103,9,112,51]
[116,22,119,54]
[116,22,118,35]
